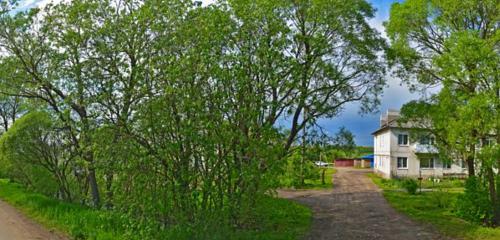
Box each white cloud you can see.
[17,0,63,10]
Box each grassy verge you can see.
[302,167,336,189]
[0,179,312,240]
[367,174,500,240]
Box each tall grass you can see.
[0,179,312,240]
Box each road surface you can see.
[278,168,451,240]
[0,200,66,240]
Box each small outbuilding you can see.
[334,158,355,167]
[361,154,374,168]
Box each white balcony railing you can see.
[412,144,439,154]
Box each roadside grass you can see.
[302,167,336,189]
[367,174,500,240]
[0,179,312,240]
[279,167,336,190]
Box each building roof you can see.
[361,154,374,160]
[371,110,415,136]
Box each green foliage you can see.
[0,0,385,236]
[456,177,493,224]
[0,179,312,240]
[430,188,453,209]
[389,0,499,226]
[0,112,75,199]
[332,127,356,152]
[279,151,320,188]
[401,178,418,195]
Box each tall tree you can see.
[0,0,387,229]
[0,0,103,206]
[388,0,499,225]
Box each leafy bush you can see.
[430,188,453,209]
[401,178,418,195]
[455,176,492,224]
[0,112,79,201]
[279,151,320,188]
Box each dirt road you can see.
[279,168,450,240]
[0,200,66,240]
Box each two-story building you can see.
[372,110,467,179]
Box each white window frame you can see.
[420,157,435,169]
[420,136,435,145]
[398,134,409,146]
[397,157,408,169]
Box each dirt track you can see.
[278,168,451,240]
[0,200,66,240]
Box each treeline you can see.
[0,0,385,233]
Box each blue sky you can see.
[20,0,416,146]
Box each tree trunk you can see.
[467,144,475,176]
[321,168,326,185]
[87,167,101,207]
[105,172,113,209]
[486,167,500,226]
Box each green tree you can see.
[0,0,387,232]
[389,0,500,225]
[0,111,77,200]
[332,126,356,152]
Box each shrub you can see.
[455,176,492,224]
[431,188,452,209]
[401,178,418,195]
[279,151,320,187]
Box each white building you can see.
[372,110,467,179]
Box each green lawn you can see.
[0,179,312,240]
[367,174,500,240]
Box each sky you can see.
[17,0,419,146]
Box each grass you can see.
[278,167,337,190]
[302,167,336,189]
[0,179,312,240]
[367,174,500,240]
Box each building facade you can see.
[372,110,467,179]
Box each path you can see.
[0,200,66,240]
[278,168,450,240]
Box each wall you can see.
[374,130,391,178]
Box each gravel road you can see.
[278,168,451,240]
[0,200,66,240]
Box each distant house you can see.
[372,110,467,179]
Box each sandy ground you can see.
[278,168,451,240]
[0,200,66,240]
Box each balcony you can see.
[412,144,439,154]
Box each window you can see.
[443,161,451,169]
[461,159,467,169]
[397,157,408,169]
[420,136,435,145]
[484,138,495,147]
[398,134,409,145]
[420,157,435,169]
